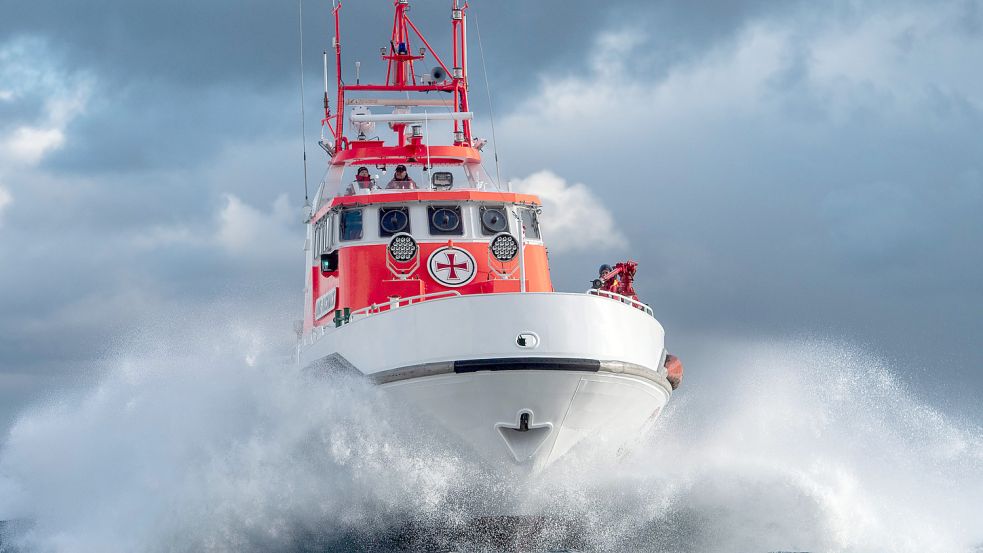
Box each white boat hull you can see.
[300,292,672,471]
[383,369,668,471]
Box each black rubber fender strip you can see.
[453,357,601,373]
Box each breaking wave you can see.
[1,318,981,552]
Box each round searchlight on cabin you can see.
[388,233,418,262]
[490,233,519,262]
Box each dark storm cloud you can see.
[46,81,294,173]
[1,0,779,87]
[0,94,45,133]
[492,0,983,411]
[2,0,982,432]
[2,0,303,89]
[2,0,792,174]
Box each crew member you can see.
[386,165,418,189]
[592,264,619,291]
[346,166,375,195]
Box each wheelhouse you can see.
[304,162,553,333]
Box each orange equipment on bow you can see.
[593,261,639,300]
[664,353,684,390]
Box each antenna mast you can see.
[472,7,503,189]
[298,0,310,206]
[323,1,486,173]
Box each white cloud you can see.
[0,186,12,225]
[216,194,299,263]
[501,25,786,143]
[500,3,983,167]
[512,170,627,253]
[0,37,92,167]
[1,127,66,166]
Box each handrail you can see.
[305,290,462,347]
[586,289,654,317]
[348,290,461,319]
[350,112,474,123]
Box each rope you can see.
[472,7,504,190]
[298,0,310,205]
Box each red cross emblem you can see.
[427,246,477,287]
[436,253,468,279]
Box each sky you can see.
[0,0,981,431]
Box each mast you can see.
[325,0,480,166]
[333,1,344,152]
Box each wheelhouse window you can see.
[479,206,509,235]
[340,209,363,241]
[428,205,463,236]
[519,207,541,239]
[379,207,410,237]
[316,214,335,254]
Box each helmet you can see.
[599,264,613,276]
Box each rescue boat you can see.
[298,0,682,472]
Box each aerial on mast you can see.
[320,0,482,168]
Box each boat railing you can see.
[305,290,462,346]
[586,289,655,317]
[348,290,462,320]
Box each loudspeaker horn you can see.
[429,66,447,83]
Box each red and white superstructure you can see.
[298,0,682,472]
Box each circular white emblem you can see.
[427,246,477,287]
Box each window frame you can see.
[479,205,509,236]
[312,215,331,256]
[427,205,464,236]
[378,206,411,237]
[518,207,541,240]
[339,208,364,241]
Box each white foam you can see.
[1,324,981,552]
[524,339,983,552]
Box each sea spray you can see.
[514,339,983,552]
[1,322,981,552]
[0,320,491,552]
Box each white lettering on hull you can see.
[315,288,337,320]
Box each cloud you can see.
[1,0,983,431]
[215,193,298,264]
[0,186,11,225]
[0,37,91,167]
[512,170,627,253]
[1,127,65,166]
[128,224,198,251]
[501,2,983,165]
[499,1,983,275]
[490,0,983,406]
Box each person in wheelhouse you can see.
[386,164,418,190]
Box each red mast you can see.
[326,0,477,164]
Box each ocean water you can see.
[0,320,981,552]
